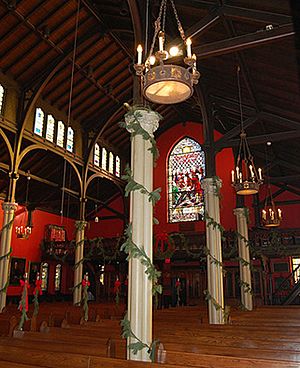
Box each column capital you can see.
[75,220,88,230]
[124,107,161,137]
[202,177,222,194]
[2,202,18,212]
[233,207,249,218]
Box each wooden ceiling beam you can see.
[194,23,294,59]
[215,115,258,150]
[270,175,300,183]
[218,129,300,149]
[222,5,292,25]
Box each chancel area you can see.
[1,0,300,367]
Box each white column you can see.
[0,202,18,312]
[234,207,253,311]
[73,220,87,305]
[125,108,160,361]
[202,178,224,324]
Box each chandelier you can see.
[16,222,32,239]
[134,0,200,104]
[261,145,282,227]
[262,196,282,228]
[231,66,263,195]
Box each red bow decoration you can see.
[19,279,29,312]
[34,279,43,296]
[82,279,90,288]
[154,232,172,254]
[175,280,181,289]
[114,279,121,294]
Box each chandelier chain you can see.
[162,0,167,33]
[145,0,149,58]
[170,0,186,42]
[237,65,244,132]
[148,0,166,60]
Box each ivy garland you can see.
[119,105,162,360]
[121,313,159,362]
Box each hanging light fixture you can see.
[261,186,282,228]
[134,0,200,104]
[261,142,282,227]
[231,66,263,195]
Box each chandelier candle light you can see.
[231,66,263,195]
[134,0,200,104]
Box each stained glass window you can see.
[56,121,65,147]
[115,156,121,177]
[0,84,4,114]
[46,114,55,142]
[168,137,205,223]
[94,143,100,166]
[66,126,74,152]
[41,262,48,291]
[34,108,44,136]
[55,264,62,291]
[102,147,107,170]
[109,152,114,174]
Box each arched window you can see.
[102,147,107,170]
[109,152,114,174]
[55,264,62,292]
[94,143,100,166]
[46,114,55,142]
[56,120,65,147]
[0,84,4,114]
[41,262,49,291]
[115,156,121,177]
[66,126,74,152]
[168,137,205,223]
[34,108,44,137]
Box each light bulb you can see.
[149,55,156,65]
[169,46,179,57]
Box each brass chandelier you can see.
[134,0,200,105]
[261,186,282,228]
[231,66,263,195]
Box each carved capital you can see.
[233,207,249,219]
[124,107,161,137]
[2,202,18,213]
[202,177,222,194]
[75,220,87,231]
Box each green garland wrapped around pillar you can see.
[82,273,90,322]
[18,273,29,330]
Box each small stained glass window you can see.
[55,264,62,292]
[94,143,100,166]
[56,121,65,147]
[115,156,121,177]
[168,137,205,223]
[102,147,107,170]
[109,152,114,174]
[0,84,4,114]
[34,108,44,137]
[66,127,74,152]
[46,114,55,142]
[41,262,48,291]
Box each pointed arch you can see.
[168,136,206,223]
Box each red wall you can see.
[0,202,76,296]
[153,121,236,234]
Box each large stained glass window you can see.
[168,137,205,223]
[46,114,55,142]
[56,120,65,147]
[94,143,100,166]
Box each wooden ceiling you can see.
[0,0,300,217]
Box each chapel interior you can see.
[0,0,300,367]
